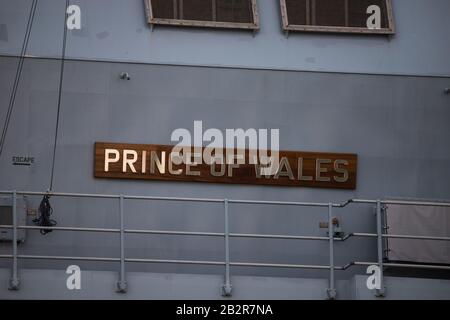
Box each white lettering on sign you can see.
[102,148,350,184]
[104,149,119,172]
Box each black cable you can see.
[33,194,56,235]
[0,0,38,157]
[49,0,70,190]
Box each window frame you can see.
[144,0,260,31]
[279,0,395,35]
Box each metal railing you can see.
[1,190,450,299]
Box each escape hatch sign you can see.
[94,142,357,189]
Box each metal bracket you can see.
[376,287,386,298]
[320,217,344,237]
[222,283,233,297]
[327,288,337,300]
[116,281,128,293]
[8,278,20,291]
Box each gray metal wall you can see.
[0,0,449,281]
[2,268,449,300]
[0,56,449,279]
[1,0,450,76]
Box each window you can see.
[280,0,395,34]
[145,0,259,31]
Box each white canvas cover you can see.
[386,204,450,264]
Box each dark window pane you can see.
[285,0,307,25]
[151,0,254,24]
[216,0,253,23]
[151,0,175,19]
[183,0,213,21]
[315,0,346,27]
[348,0,388,28]
[284,0,391,30]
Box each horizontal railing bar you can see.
[0,191,223,203]
[126,258,225,265]
[228,199,331,207]
[0,254,339,270]
[0,190,120,199]
[124,195,224,203]
[2,254,450,271]
[2,190,450,208]
[348,199,378,204]
[381,200,450,207]
[107,227,341,241]
[229,233,329,241]
[384,263,450,270]
[18,255,121,262]
[0,254,329,270]
[2,225,448,243]
[349,233,450,242]
[129,230,344,241]
[0,224,342,241]
[339,261,380,270]
[0,225,120,233]
[125,229,224,237]
[18,225,120,233]
[383,234,450,241]
[352,261,376,267]
[112,259,339,270]
[352,261,450,271]
[1,225,223,237]
[0,255,353,270]
[342,199,450,207]
[230,262,332,269]
[3,225,448,242]
[0,255,329,269]
[352,233,377,238]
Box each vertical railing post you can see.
[9,190,20,290]
[375,199,386,297]
[326,203,336,299]
[117,194,127,293]
[222,199,232,296]
[381,204,389,263]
